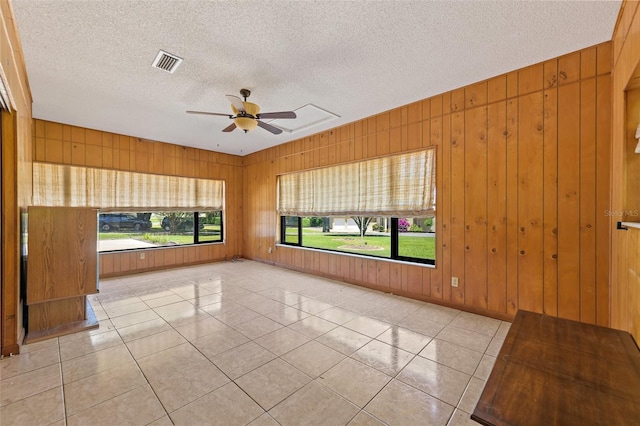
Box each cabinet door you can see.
[27,207,98,304]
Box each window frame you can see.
[98,210,224,253]
[279,216,435,266]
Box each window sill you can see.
[275,243,435,268]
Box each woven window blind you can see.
[33,163,224,212]
[277,148,435,216]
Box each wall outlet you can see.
[268,247,272,254]
[140,253,145,260]
[451,277,459,287]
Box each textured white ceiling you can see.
[13,0,620,156]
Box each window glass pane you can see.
[397,216,436,261]
[198,212,223,242]
[98,211,223,252]
[302,216,391,258]
[283,216,299,244]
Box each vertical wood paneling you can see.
[450,112,465,304]
[464,106,488,309]
[487,101,507,313]
[505,98,519,315]
[517,92,544,313]
[595,74,611,327]
[557,82,581,321]
[543,87,559,316]
[579,78,597,324]
[437,116,450,301]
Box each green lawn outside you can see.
[289,229,436,260]
[99,224,221,246]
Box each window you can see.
[280,216,435,264]
[277,149,435,265]
[98,211,223,252]
[33,163,225,253]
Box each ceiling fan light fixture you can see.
[234,116,258,132]
[231,101,260,132]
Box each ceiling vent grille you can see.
[152,50,183,74]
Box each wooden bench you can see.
[472,310,640,426]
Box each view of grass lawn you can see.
[288,228,435,260]
[99,224,221,246]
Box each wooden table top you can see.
[471,310,640,426]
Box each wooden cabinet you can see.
[26,207,99,342]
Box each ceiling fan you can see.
[186,89,296,135]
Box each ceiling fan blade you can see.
[222,122,237,133]
[225,95,245,112]
[257,120,283,135]
[186,110,231,117]
[257,111,297,119]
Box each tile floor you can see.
[0,260,509,425]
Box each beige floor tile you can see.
[495,321,512,340]
[59,330,123,361]
[67,384,165,426]
[62,344,134,384]
[436,326,492,353]
[263,306,311,326]
[282,340,345,378]
[344,316,391,338]
[192,327,250,359]
[348,411,387,425]
[396,356,470,406]
[0,342,60,379]
[319,358,391,408]
[316,326,372,356]
[104,301,150,318]
[376,326,433,354]
[255,328,311,356]
[170,382,264,425]
[447,408,478,426]
[0,386,64,425]
[269,380,359,426]
[248,413,280,425]
[147,415,174,426]
[485,337,505,357]
[19,337,58,353]
[138,343,229,413]
[126,329,187,359]
[457,377,485,414]
[212,341,276,379]
[316,306,360,325]
[59,320,116,344]
[138,290,176,301]
[144,294,184,308]
[173,316,230,341]
[399,313,448,337]
[232,315,284,339]
[214,305,263,326]
[296,299,334,315]
[473,354,496,381]
[449,312,501,337]
[153,301,212,326]
[0,364,61,407]
[352,340,414,377]
[110,309,162,329]
[288,316,338,338]
[100,296,143,310]
[419,339,483,375]
[365,379,454,426]
[236,359,311,410]
[117,318,172,343]
[64,361,146,415]
[170,285,215,300]
[187,292,223,307]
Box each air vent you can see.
[151,50,183,74]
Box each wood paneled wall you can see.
[33,119,244,277]
[611,0,640,343]
[1,0,33,356]
[243,42,612,323]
